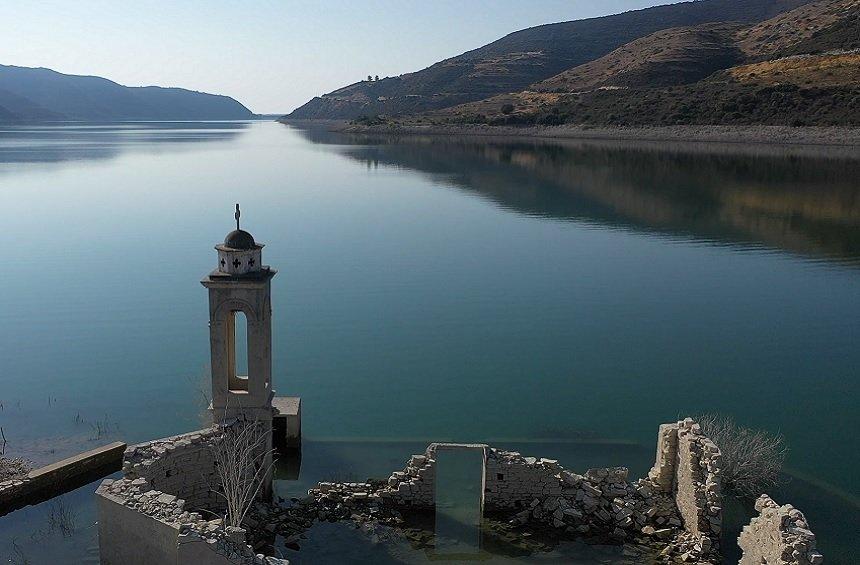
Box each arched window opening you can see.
[227,310,249,392]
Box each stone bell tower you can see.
[201,204,276,425]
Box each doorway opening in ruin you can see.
[433,444,487,557]
[227,310,249,392]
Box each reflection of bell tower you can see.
[201,204,276,424]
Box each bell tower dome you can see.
[201,204,276,424]
[216,204,265,276]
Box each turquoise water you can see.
[0,121,858,562]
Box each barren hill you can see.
[284,0,812,120]
[736,0,858,57]
[532,23,744,93]
[421,0,860,127]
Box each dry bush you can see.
[210,419,276,528]
[697,413,787,498]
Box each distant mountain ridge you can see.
[0,64,252,122]
[425,0,860,127]
[285,0,813,120]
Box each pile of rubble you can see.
[298,446,719,564]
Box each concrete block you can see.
[272,396,301,450]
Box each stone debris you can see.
[304,443,713,562]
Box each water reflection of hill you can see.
[0,121,248,168]
[297,127,860,265]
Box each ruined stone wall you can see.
[96,477,285,565]
[364,424,724,560]
[484,451,564,508]
[122,426,224,511]
[381,451,435,506]
[376,445,588,512]
[647,418,723,554]
[738,495,823,565]
[673,418,723,549]
[319,443,680,545]
[648,422,679,493]
[98,422,290,564]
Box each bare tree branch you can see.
[209,418,276,528]
[697,413,788,498]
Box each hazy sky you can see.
[2,1,668,113]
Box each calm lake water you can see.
[0,121,858,563]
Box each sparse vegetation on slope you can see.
[285,0,813,120]
[434,78,860,128]
[414,0,860,128]
[728,51,860,87]
[735,0,858,58]
[532,23,744,93]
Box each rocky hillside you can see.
[531,23,745,93]
[284,0,812,120]
[422,0,860,127]
[0,64,252,122]
[735,0,857,57]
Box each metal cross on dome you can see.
[235,203,241,230]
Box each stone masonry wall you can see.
[674,418,723,550]
[317,443,682,546]
[122,426,224,511]
[97,477,286,565]
[98,421,289,564]
[648,418,723,554]
[484,450,565,509]
[738,495,823,565]
[307,421,823,563]
[648,422,679,493]
[358,425,724,560]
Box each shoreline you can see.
[279,119,860,147]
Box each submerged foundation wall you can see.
[1,442,125,516]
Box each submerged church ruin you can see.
[94,209,823,564]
